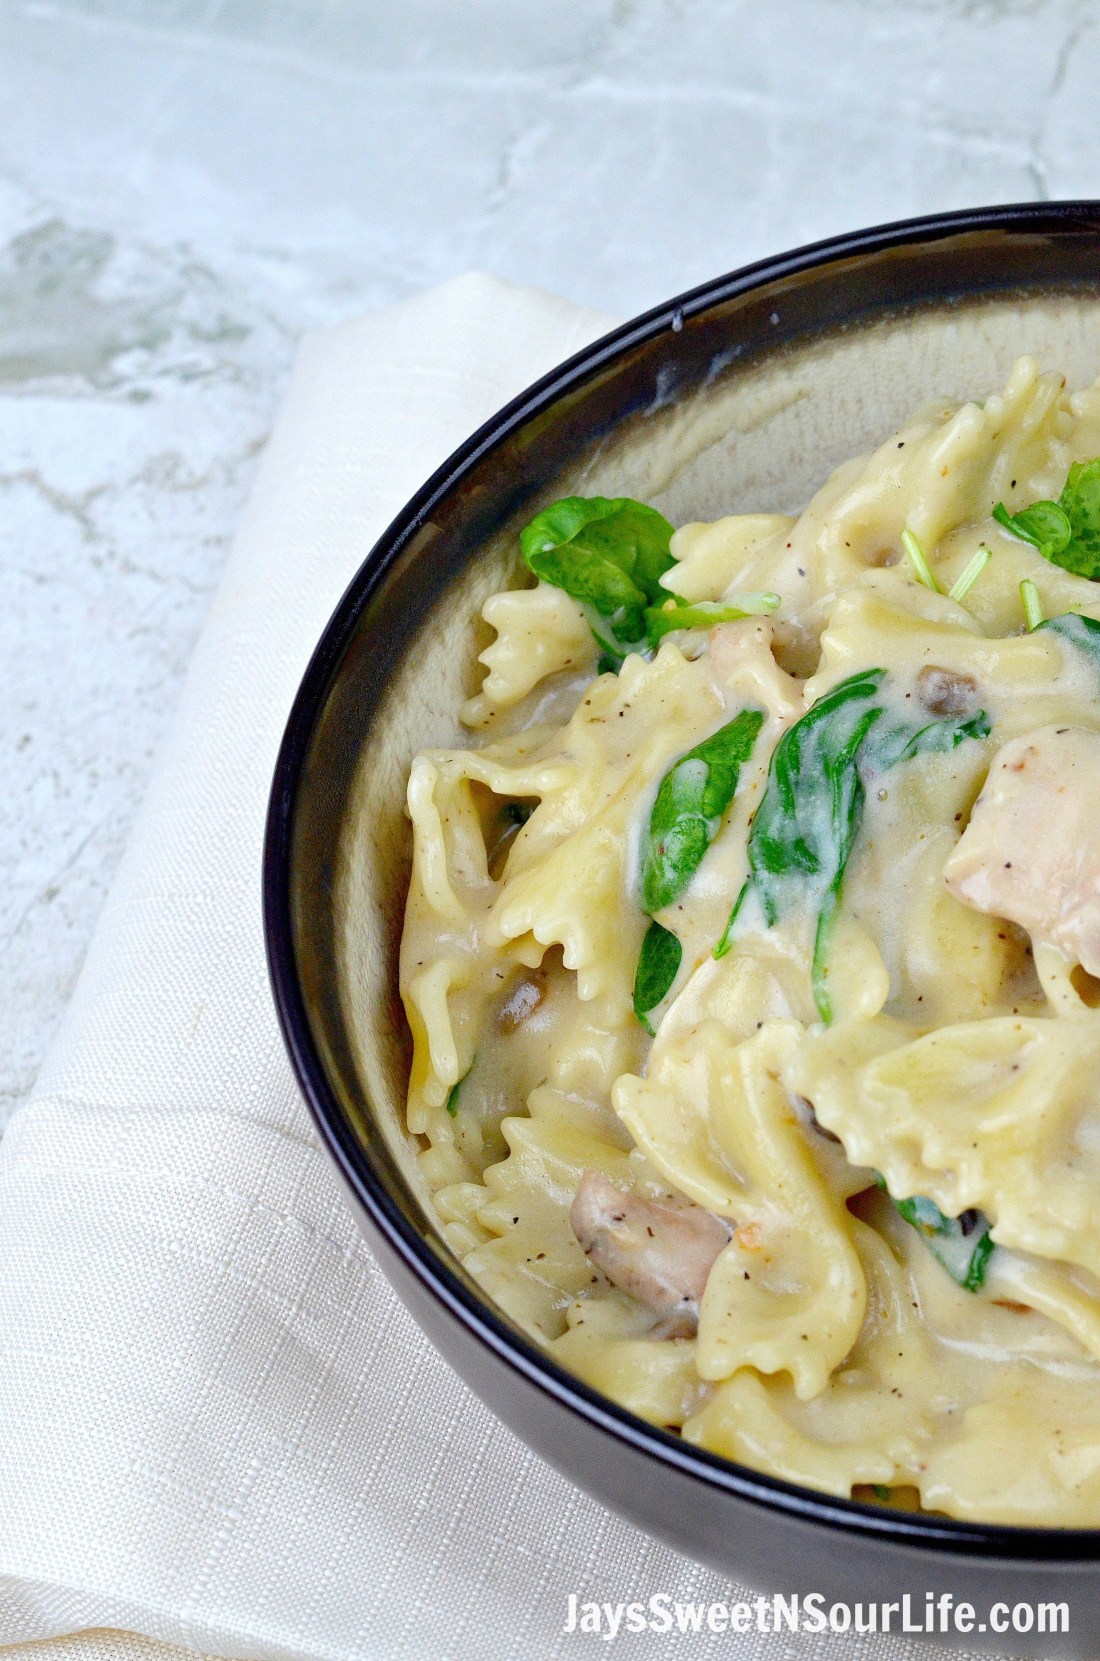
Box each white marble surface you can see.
[2,0,1098,1126]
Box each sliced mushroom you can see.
[498,971,547,1033]
[917,664,978,718]
[570,1170,732,1337]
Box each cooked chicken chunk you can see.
[570,1170,732,1337]
[943,724,1100,974]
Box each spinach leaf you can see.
[633,921,682,1035]
[729,669,884,1021]
[633,709,765,1029]
[715,669,989,1021]
[739,669,883,901]
[520,496,676,663]
[993,499,1072,562]
[521,495,783,670]
[445,1064,472,1117]
[1036,609,1100,672]
[487,799,537,878]
[643,593,779,648]
[893,1191,995,1292]
[993,459,1100,580]
[861,708,991,773]
[1064,460,1100,572]
[641,709,765,913]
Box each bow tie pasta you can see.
[398,355,1100,1524]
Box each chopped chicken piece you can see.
[569,1170,732,1337]
[943,724,1100,974]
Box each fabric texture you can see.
[0,275,980,1661]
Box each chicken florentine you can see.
[400,356,1100,1525]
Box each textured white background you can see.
[1,0,1098,1121]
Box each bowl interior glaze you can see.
[267,206,1100,1597]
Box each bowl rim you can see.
[265,200,1100,1562]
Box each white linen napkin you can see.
[0,275,971,1661]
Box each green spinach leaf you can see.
[993,459,1100,580]
[641,709,765,913]
[445,1064,472,1117]
[861,708,991,773]
[716,669,989,1021]
[633,920,683,1035]
[727,669,884,1020]
[740,669,883,901]
[521,495,783,670]
[1036,609,1100,672]
[893,1190,995,1292]
[643,593,779,648]
[520,496,676,663]
[992,498,1072,561]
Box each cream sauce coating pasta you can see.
[398,356,1100,1524]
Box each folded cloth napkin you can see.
[0,275,965,1661]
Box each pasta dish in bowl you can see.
[267,207,1100,1640]
[400,354,1100,1528]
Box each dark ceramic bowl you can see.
[265,204,1100,1656]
